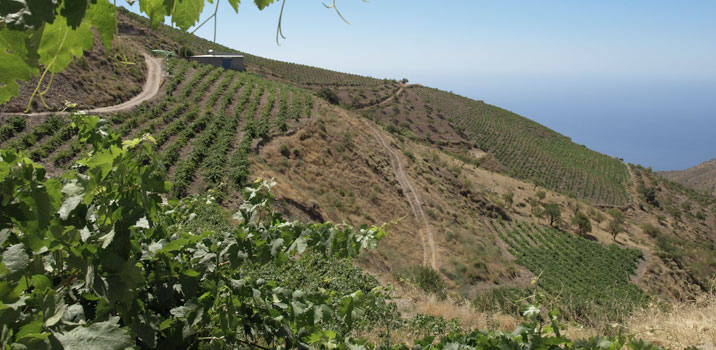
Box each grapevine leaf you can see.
[86,0,116,48]
[58,180,84,220]
[0,30,37,104]
[270,238,284,256]
[57,195,81,220]
[60,0,89,28]
[15,319,46,342]
[0,0,59,30]
[288,236,307,255]
[254,0,276,10]
[30,274,52,291]
[2,243,29,274]
[99,229,115,249]
[38,18,93,73]
[54,317,133,350]
[138,0,167,28]
[171,0,205,31]
[44,303,66,327]
[0,229,8,246]
[1,296,28,311]
[227,0,240,12]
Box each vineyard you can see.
[413,87,631,206]
[0,115,665,350]
[0,2,710,348]
[0,57,315,199]
[490,219,646,324]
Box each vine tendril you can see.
[275,0,288,45]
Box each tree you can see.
[639,184,659,207]
[572,211,592,236]
[317,87,340,105]
[543,202,561,227]
[0,0,358,106]
[607,208,625,241]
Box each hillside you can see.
[0,35,147,113]
[2,7,716,347]
[660,158,716,195]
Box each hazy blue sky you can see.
[127,1,716,170]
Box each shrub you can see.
[316,87,340,105]
[280,144,290,157]
[640,185,659,207]
[502,191,514,209]
[572,211,592,236]
[536,190,547,201]
[642,223,660,238]
[411,266,446,299]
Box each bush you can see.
[316,87,340,105]
[572,211,592,236]
[279,144,290,157]
[411,266,446,299]
[640,185,659,207]
[642,223,661,238]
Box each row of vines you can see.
[490,219,645,325]
[414,87,631,206]
[0,58,316,201]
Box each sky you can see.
[126,1,716,171]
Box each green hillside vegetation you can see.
[2,4,715,348]
[0,57,315,202]
[0,115,667,349]
[399,87,630,206]
[487,220,645,326]
[120,8,632,207]
[630,165,716,288]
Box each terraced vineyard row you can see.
[491,219,645,323]
[414,87,630,206]
[0,58,315,200]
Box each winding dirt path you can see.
[359,117,437,269]
[1,53,163,117]
[90,53,163,114]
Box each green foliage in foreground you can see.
[1,115,665,349]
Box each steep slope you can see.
[660,158,716,195]
[127,6,631,208]
[360,85,631,207]
[0,35,147,113]
[2,8,716,332]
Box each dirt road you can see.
[90,53,163,114]
[360,118,438,269]
[0,53,163,117]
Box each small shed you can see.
[188,52,245,71]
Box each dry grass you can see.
[623,295,716,349]
[353,278,520,346]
